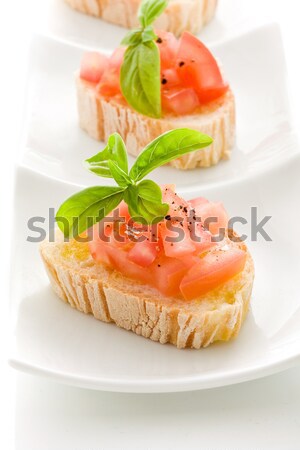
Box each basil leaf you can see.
[85,133,128,177]
[141,26,157,43]
[108,160,132,188]
[124,180,168,224]
[121,29,142,46]
[130,128,214,181]
[123,184,139,216]
[56,186,124,238]
[136,179,164,202]
[120,41,161,118]
[138,0,168,27]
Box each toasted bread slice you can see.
[76,75,235,169]
[40,231,254,349]
[64,0,217,36]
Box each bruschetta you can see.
[76,0,235,170]
[40,129,254,348]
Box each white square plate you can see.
[9,24,300,392]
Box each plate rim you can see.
[8,348,300,393]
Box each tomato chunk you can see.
[180,247,247,300]
[151,254,190,297]
[176,32,228,103]
[128,240,159,267]
[189,197,210,209]
[192,200,229,235]
[113,201,131,222]
[162,185,189,218]
[192,221,216,254]
[156,30,179,70]
[161,68,181,87]
[97,47,125,96]
[97,69,121,96]
[160,183,176,193]
[109,47,125,70]
[80,52,108,83]
[162,87,200,115]
[159,221,195,257]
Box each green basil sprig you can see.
[56,128,213,237]
[120,0,168,118]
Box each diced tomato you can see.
[89,239,182,296]
[128,240,159,267]
[80,52,108,83]
[192,200,229,235]
[109,47,125,70]
[189,197,210,209]
[180,247,247,300]
[155,30,179,70]
[114,245,154,285]
[113,201,131,222]
[88,221,113,243]
[161,183,176,193]
[159,221,195,257]
[162,87,200,115]
[192,221,216,254]
[97,47,125,96]
[88,187,243,301]
[97,69,121,96]
[89,225,113,266]
[89,241,111,266]
[151,254,190,297]
[161,68,181,88]
[161,187,215,256]
[162,186,189,218]
[176,32,228,103]
[90,238,152,283]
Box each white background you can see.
[1,0,300,448]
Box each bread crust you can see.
[40,232,254,349]
[64,0,218,36]
[76,75,236,169]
